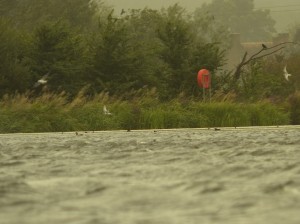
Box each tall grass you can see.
[0,90,291,133]
[288,91,300,125]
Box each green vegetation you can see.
[0,0,299,133]
[0,2,225,99]
[0,90,290,133]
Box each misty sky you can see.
[106,0,208,11]
[105,0,300,32]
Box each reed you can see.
[0,91,291,133]
[288,91,300,125]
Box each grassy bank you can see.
[0,91,291,133]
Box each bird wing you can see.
[103,105,108,113]
[283,65,288,74]
[284,73,292,81]
[284,74,288,80]
[33,72,49,88]
[103,105,112,115]
[38,79,47,84]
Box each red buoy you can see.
[197,69,211,89]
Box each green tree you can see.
[29,21,89,95]
[0,0,100,30]
[89,9,167,95]
[156,4,226,98]
[155,4,195,97]
[125,8,171,96]
[0,0,19,17]
[0,18,32,96]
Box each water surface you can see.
[1,126,300,224]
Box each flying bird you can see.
[283,65,292,81]
[34,72,49,88]
[103,105,112,115]
[262,44,268,49]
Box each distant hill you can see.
[105,0,300,32]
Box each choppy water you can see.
[1,126,300,224]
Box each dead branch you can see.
[232,41,297,83]
[248,47,285,61]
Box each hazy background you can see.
[105,0,300,32]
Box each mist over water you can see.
[1,127,300,224]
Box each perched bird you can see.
[34,72,49,88]
[121,9,125,15]
[283,65,292,81]
[103,105,112,115]
[262,44,268,49]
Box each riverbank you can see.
[0,91,291,133]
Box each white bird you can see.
[283,65,292,81]
[34,73,49,88]
[103,105,112,115]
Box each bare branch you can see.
[233,52,247,81]
[245,42,296,64]
[265,41,299,51]
[249,47,285,62]
[246,48,265,63]
[231,41,298,85]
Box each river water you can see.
[1,126,300,224]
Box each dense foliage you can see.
[1,0,298,100]
[0,0,299,131]
[0,1,226,100]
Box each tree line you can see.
[0,0,299,101]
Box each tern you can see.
[34,72,49,88]
[283,65,292,81]
[103,105,112,115]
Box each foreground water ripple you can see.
[0,126,300,224]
